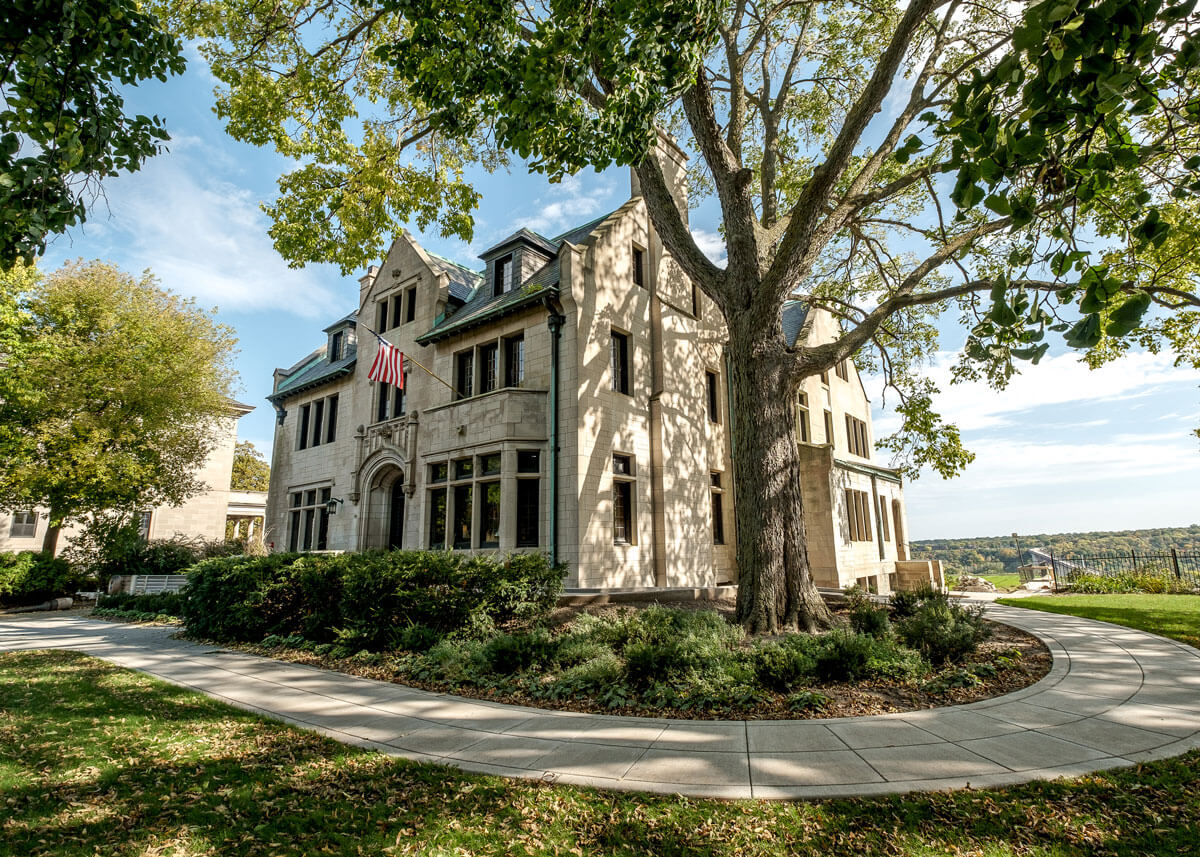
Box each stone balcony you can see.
[421,387,549,453]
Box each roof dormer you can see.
[322,313,357,364]
[479,228,557,298]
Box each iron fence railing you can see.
[1045,549,1200,591]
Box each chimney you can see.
[631,130,689,225]
[358,264,380,293]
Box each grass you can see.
[949,573,1022,591]
[3,649,1200,856]
[996,593,1200,649]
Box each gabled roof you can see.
[268,340,357,404]
[781,300,810,347]
[322,311,358,333]
[479,227,559,260]
[426,252,483,302]
[416,208,618,344]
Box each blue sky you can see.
[40,54,1200,543]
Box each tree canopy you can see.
[0,0,185,266]
[160,0,1200,631]
[0,260,238,552]
[231,440,271,492]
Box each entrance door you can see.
[388,481,405,550]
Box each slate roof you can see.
[781,300,810,347]
[426,253,483,302]
[479,227,559,260]
[322,311,357,333]
[267,342,358,404]
[417,209,617,344]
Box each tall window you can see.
[516,450,541,548]
[877,493,890,541]
[404,286,417,323]
[428,487,447,548]
[710,472,725,545]
[845,489,873,542]
[298,404,310,450]
[311,399,324,448]
[479,481,501,547]
[390,293,403,329]
[820,369,829,385]
[846,415,870,457]
[452,483,473,549]
[10,511,36,539]
[797,392,810,443]
[612,454,635,544]
[505,334,525,387]
[329,330,344,362]
[824,410,834,447]
[376,300,388,333]
[325,394,339,443]
[288,488,331,551]
[479,342,499,394]
[456,350,474,400]
[610,330,630,395]
[494,255,513,296]
[691,284,700,317]
[376,383,404,422]
[706,371,720,423]
[632,245,645,287]
[836,360,849,381]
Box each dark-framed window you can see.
[479,452,501,476]
[329,330,344,362]
[504,334,525,387]
[298,404,311,450]
[612,454,635,544]
[289,488,331,551]
[428,487,447,548]
[391,293,403,329]
[429,462,448,483]
[691,284,700,317]
[479,342,499,394]
[846,414,870,457]
[311,399,325,448]
[376,300,388,333]
[494,254,513,297]
[452,484,473,549]
[632,244,645,287]
[325,394,338,443]
[454,458,473,480]
[516,478,539,547]
[836,360,850,382]
[846,489,873,542]
[710,472,725,545]
[610,330,630,395]
[824,410,835,447]
[517,450,540,473]
[479,481,501,547]
[456,350,474,400]
[877,493,890,541]
[10,511,36,539]
[797,392,810,443]
[405,286,417,323]
[705,371,720,423]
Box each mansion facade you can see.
[266,151,936,593]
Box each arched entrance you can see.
[361,463,406,550]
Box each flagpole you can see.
[363,326,459,397]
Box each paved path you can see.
[3,606,1199,799]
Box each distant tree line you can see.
[912,526,1200,575]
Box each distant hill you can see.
[911,525,1200,575]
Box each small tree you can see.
[231,441,271,492]
[0,260,238,553]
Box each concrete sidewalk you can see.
[3,605,1199,799]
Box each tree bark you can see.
[727,323,834,634]
[41,514,62,556]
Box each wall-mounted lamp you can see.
[325,497,345,515]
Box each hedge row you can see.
[0,552,81,606]
[178,551,566,650]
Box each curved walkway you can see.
[3,605,1199,799]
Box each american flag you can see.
[367,332,404,389]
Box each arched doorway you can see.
[388,480,405,549]
[361,462,405,550]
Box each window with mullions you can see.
[10,511,36,539]
[845,489,873,542]
[710,472,725,545]
[376,382,405,423]
[504,334,525,387]
[452,484,473,549]
[797,392,810,443]
[494,255,513,297]
[405,286,416,323]
[288,488,331,551]
[610,330,630,395]
[612,453,635,544]
[479,481,501,547]
[428,487,447,548]
[836,360,849,381]
[479,342,499,394]
[456,350,474,400]
[299,394,339,448]
[706,371,720,423]
[632,244,645,287]
[846,414,870,457]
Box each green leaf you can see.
[1104,293,1152,337]
[1064,314,1103,349]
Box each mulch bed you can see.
[156,597,1051,721]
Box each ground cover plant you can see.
[1063,573,1194,595]
[92,591,184,623]
[209,585,1038,720]
[997,594,1200,650]
[2,649,1198,857]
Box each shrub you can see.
[1067,572,1190,594]
[753,639,817,692]
[849,602,892,637]
[895,600,991,665]
[888,582,948,619]
[482,630,557,675]
[0,551,80,605]
[98,591,183,616]
[545,652,625,701]
[178,550,566,648]
[811,630,879,681]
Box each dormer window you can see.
[329,330,344,362]
[494,255,513,297]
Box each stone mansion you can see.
[266,153,935,593]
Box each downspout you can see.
[543,297,564,567]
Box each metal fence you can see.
[1046,549,1200,591]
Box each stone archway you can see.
[361,463,406,550]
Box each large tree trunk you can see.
[41,515,62,556]
[728,327,834,634]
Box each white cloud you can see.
[690,228,728,265]
[55,153,345,318]
[520,174,616,237]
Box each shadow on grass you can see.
[1,650,1198,856]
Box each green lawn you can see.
[996,594,1200,649]
[3,650,1200,856]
